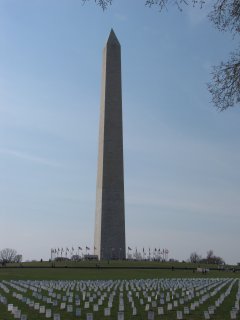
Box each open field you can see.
[0,267,239,281]
[0,260,239,281]
[5,260,238,269]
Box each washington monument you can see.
[94,29,126,260]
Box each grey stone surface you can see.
[94,29,126,260]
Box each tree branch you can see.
[145,0,205,11]
[209,0,240,34]
[82,0,112,10]
[208,50,240,110]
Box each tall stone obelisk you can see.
[94,29,126,260]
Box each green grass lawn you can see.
[0,265,238,281]
[6,259,237,269]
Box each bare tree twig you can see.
[82,0,112,10]
[208,50,240,110]
[145,0,205,11]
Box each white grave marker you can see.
[93,304,99,312]
[118,311,124,320]
[45,309,52,318]
[230,311,237,319]
[34,303,40,310]
[76,308,81,317]
[184,307,189,314]
[152,301,157,308]
[104,307,111,316]
[60,302,66,310]
[14,310,21,319]
[177,311,183,319]
[86,313,93,320]
[167,303,173,311]
[119,305,124,311]
[8,304,13,311]
[67,305,73,312]
[157,307,164,315]
[148,310,154,320]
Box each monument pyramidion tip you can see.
[107,28,120,46]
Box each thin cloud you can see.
[115,13,127,21]
[0,148,62,168]
[126,187,240,219]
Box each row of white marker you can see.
[0,278,239,319]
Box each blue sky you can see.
[0,0,239,264]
